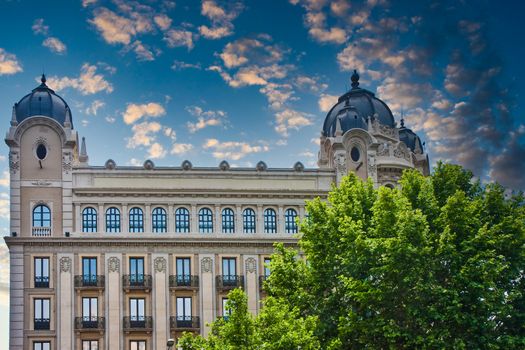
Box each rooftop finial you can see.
[79,136,89,163]
[351,69,359,89]
[400,107,405,127]
[41,73,46,84]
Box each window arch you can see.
[199,208,213,233]
[264,208,277,234]
[285,208,298,234]
[33,205,51,227]
[175,207,190,233]
[152,207,167,233]
[82,207,97,232]
[243,208,256,233]
[222,208,235,233]
[105,207,120,233]
[129,207,144,232]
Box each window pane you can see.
[105,207,120,232]
[129,207,144,232]
[264,209,277,233]
[82,207,97,232]
[152,207,167,233]
[264,258,271,277]
[243,208,256,233]
[33,205,51,227]
[199,208,213,233]
[175,207,190,233]
[221,208,235,233]
[222,298,229,317]
[285,208,298,233]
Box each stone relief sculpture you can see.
[59,257,71,273]
[245,258,256,273]
[201,257,213,273]
[154,257,166,273]
[108,257,120,273]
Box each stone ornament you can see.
[143,159,155,170]
[108,257,120,273]
[219,160,230,170]
[9,151,19,175]
[62,152,72,173]
[256,161,267,171]
[105,159,116,170]
[245,258,256,273]
[59,257,71,273]
[293,161,304,172]
[182,160,193,170]
[154,257,166,273]
[201,257,213,273]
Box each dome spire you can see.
[351,69,360,89]
[40,73,47,85]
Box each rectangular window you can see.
[129,257,144,285]
[34,257,49,288]
[130,298,145,320]
[176,297,192,327]
[82,297,98,327]
[34,298,50,330]
[222,257,236,286]
[130,340,146,350]
[82,340,99,350]
[82,257,97,285]
[176,257,191,285]
[264,258,271,278]
[33,342,51,350]
[222,298,229,319]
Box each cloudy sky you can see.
[0,0,524,345]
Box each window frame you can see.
[242,208,256,233]
[82,207,97,232]
[129,207,144,233]
[284,208,298,234]
[175,207,190,233]
[34,298,50,330]
[34,257,49,288]
[151,207,167,233]
[130,340,146,350]
[82,340,99,350]
[198,207,213,233]
[33,341,51,350]
[221,208,235,233]
[105,207,121,233]
[32,204,51,227]
[264,208,277,233]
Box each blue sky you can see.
[0,0,524,346]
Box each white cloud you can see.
[32,18,49,35]
[186,106,227,133]
[85,100,105,115]
[127,121,162,148]
[0,49,22,75]
[0,171,9,187]
[89,7,152,45]
[105,116,116,123]
[82,0,98,7]
[45,63,113,95]
[130,40,155,61]
[203,139,269,160]
[148,142,166,159]
[219,38,285,68]
[294,75,327,93]
[129,158,142,166]
[308,26,347,44]
[199,25,233,39]
[259,83,295,110]
[171,143,194,155]
[0,192,9,219]
[199,0,243,39]
[164,29,194,49]
[275,109,313,137]
[318,93,338,112]
[123,102,165,125]
[171,60,201,70]
[42,37,67,54]
[209,64,293,88]
[154,14,172,31]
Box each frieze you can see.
[201,257,213,273]
[245,258,256,273]
[108,257,120,273]
[59,257,72,273]
[154,257,166,273]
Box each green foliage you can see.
[180,164,525,349]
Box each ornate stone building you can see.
[4,71,428,350]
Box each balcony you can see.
[74,316,105,331]
[216,275,244,290]
[34,276,49,288]
[32,227,51,237]
[123,316,153,332]
[122,274,152,291]
[74,275,105,289]
[169,275,199,289]
[34,318,50,330]
[170,316,200,330]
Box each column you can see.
[214,205,220,233]
[9,244,23,350]
[243,255,258,315]
[191,204,197,233]
[278,206,284,234]
[57,253,74,350]
[122,204,128,233]
[98,204,104,232]
[152,254,169,350]
[168,204,175,233]
[199,254,215,337]
[145,204,151,233]
[105,254,122,350]
[235,205,242,234]
[256,205,263,234]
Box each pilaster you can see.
[105,253,122,350]
[243,255,258,315]
[8,244,23,350]
[57,253,74,350]
[152,254,169,350]
[199,254,215,337]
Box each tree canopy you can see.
[180,163,525,349]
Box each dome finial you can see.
[41,73,47,85]
[351,69,359,89]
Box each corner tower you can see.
[318,71,429,186]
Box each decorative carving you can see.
[59,257,71,273]
[108,257,120,273]
[181,160,193,170]
[201,257,213,273]
[377,143,390,157]
[9,151,19,174]
[143,159,155,170]
[245,258,256,273]
[62,152,72,173]
[105,159,116,170]
[367,154,377,180]
[256,161,267,171]
[394,143,411,161]
[31,180,52,186]
[219,160,230,170]
[335,153,346,176]
[154,257,166,273]
[293,161,304,172]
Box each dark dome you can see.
[399,122,423,154]
[14,74,72,127]
[323,71,394,137]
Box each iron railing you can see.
[34,318,50,330]
[122,274,152,289]
[34,276,49,288]
[216,275,244,290]
[74,316,105,330]
[169,275,199,288]
[74,275,105,288]
[123,316,153,331]
[170,316,200,330]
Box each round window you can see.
[350,147,360,162]
[36,144,47,160]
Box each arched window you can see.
[33,205,51,227]
[285,208,298,234]
[264,208,277,234]
[82,207,97,232]
[152,207,167,233]
[175,207,190,233]
[105,207,120,233]
[129,207,144,232]
[199,208,213,233]
[222,208,235,233]
[243,208,256,233]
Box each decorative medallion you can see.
[154,257,166,273]
[201,257,213,273]
[108,257,120,273]
[245,258,256,273]
[59,257,71,273]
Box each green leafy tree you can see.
[266,163,525,349]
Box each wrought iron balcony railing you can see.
[123,316,153,331]
[169,275,199,288]
[122,274,152,290]
[216,275,244,290]
[74,275,105,288]
[34,276,49,288]
[170,316,200,330]
[74,316,105,330]
[34,318,50,330]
